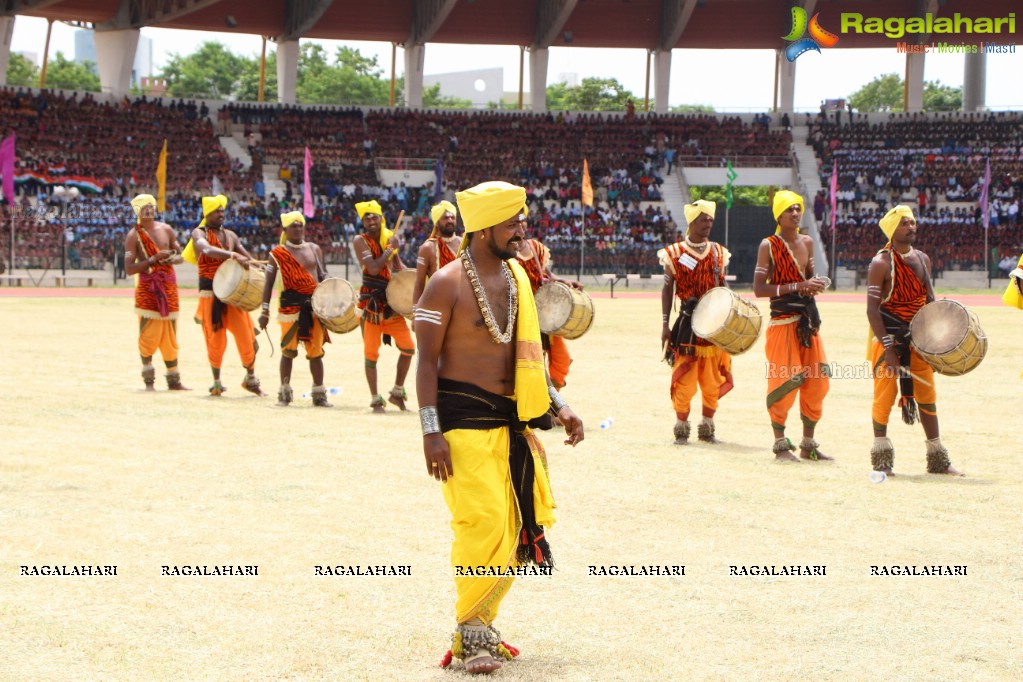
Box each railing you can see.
[676,155,793,168]
[374,157,437,171]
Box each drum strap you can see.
[280,289,319,343]
[880,309,917,425]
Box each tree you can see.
[689,185,769,207]
[923,80,962,111]
[236,50,278,102]
[43,52,100,92]
[848,73,963,112]
[670,103,715,113]
[546,77,636,111]
[6,52,38,87]
[160,41,249,99]
[297,44,390,105]
[848,73,903,112]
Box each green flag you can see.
[725,160,738,209]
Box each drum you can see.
[311,278,360,334]
[212,258,265,312]
[386,270,416,319]
[690,287,763,355]
[535,282,595,339]
[909,299,987,376]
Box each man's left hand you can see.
[558,407,584,446]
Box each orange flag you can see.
[156,139,167,212]
[581,158,593,208]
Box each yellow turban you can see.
[772,189,803,234]
[355,200,383,221]
[198,194,228,227]
[280,211,306,244]
[130,194,156,223]
[879,205,915,242]
[430,200,458,238]
[455,181,528,253]
[683,200,716,235]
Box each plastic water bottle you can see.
[302,387,343,398]
[600,417,614,430]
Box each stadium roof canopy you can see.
[4,0,1020,50]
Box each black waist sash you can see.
[880,307,917,425]
[770,293,821,349]
[665,295,699,363]
[437,378,554,568]
[199,276,225,331]
[280,289,314,341]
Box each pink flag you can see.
[303,146,314,219]
[979,157,991,229]
[829,159,838,233]
[0,133,15,203]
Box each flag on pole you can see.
[1,133,17,203]
[434,155,444,202]
[979,156,991,229]
[303,146,314,219]
[581,158,593,208]
[829,160,838,232]
[725,160,737,209]
[156,139,167,212]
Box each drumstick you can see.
[388,210,406,264]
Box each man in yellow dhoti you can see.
[415,181,584,674]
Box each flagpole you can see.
[578,205,585,282]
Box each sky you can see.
[7,15,1022,111]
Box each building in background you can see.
[423,67,503,108]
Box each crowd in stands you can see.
[811,112,1023,272]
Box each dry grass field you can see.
[1,290,1020,681]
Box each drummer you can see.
[658,200,733,445]
[191,194,266,397]
[515,234,583,391]
[353,200,415,412]
[866,205,962,476]
[258,211,332,407]
[751,190,830,461]
[412,200,462,317]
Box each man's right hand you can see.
[661,324,670,347]
[883,348,901,372]
[424,433,452,482]
[258,312,269,330]
[232,252,250,268]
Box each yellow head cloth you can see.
[879,205,915,242]
[355,200,383,221]
[198,194,228,227]
[772,190,803,234]
[280,211,306,244]
[430,200,458,237]
[455,181,528,253]
[131,194,157,224]
[683,200,716,236]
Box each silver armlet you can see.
[420,406,441,435]
[548,386,569,412]
[881,335,894,349]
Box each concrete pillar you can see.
[404,43,425,108]
[774,49,795,114]
[0,17,14,88]
[276,40,299,104]
[963,51,987,112]
[653,49,671,114]
[904,52,925,112]
[529,47,549,112]
[94,28,139,98]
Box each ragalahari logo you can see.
[783,7,839,61]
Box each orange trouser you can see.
[198,295,257,369]
[138,317,179,366]
[280,317,326,359]
[870,339,937,428]
[671,346,733,420]
[765,319,829,432]
[361,315,415,362]
[547,334,571,389]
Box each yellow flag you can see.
[581,158,593,208]
[156,139,167,212]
